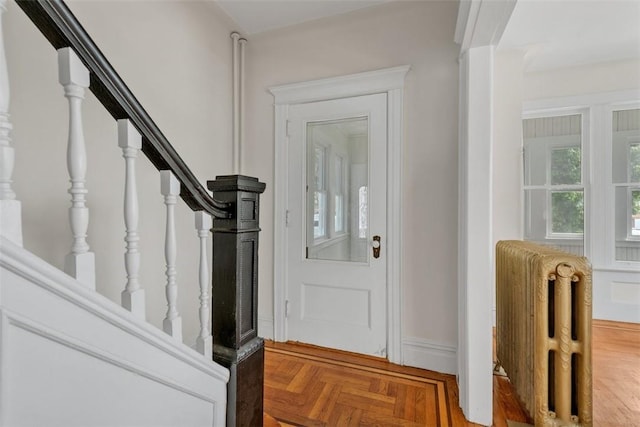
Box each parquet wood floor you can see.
[591,319,640,427]
[265,320,639,426]
[264,343,452,426]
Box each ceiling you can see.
[213,0,640,72]
[499,0,640,72]
[215,0,393,35]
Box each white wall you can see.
[521,59,640,323]
[493,50,525,243]
[244,1,460,358]
[492,49,526,325]
[5,0,237,345]
[524,58,640,100]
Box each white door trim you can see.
[270,65,409,364]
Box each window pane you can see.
[632,189,640,236]
[313,191,326,238]
[314,146,325,190]
[334,156,344,233]
[524,189,584,255]
[523,114,581,186]
[551,191,584,234]
[358,186,368,239]
[612,109,640,184]
[551,146,581,185]
[614,186,640,261]
[631,143,640,183]
[612,109,640,261]
[334,194,344,232]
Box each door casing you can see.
[269,65,410,364]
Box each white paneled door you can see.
[286,93,388,357]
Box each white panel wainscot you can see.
[593,268,640,323]
[0,237,228,427]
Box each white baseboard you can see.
[258,316,274,340]
[402,337,457,375]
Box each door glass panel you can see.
[612,108,640,262]
[306,117,368,262]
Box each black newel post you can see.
[208,175,266,427]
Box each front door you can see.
[286,93,388,357]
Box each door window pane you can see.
[306,117,368,262]
[358,186,368,239]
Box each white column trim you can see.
[457,46,494,426]
[270,66,409,364]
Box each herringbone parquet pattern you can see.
[264,346,451,426]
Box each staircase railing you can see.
[0,0,265,425]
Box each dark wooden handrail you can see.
[16,0,231,218]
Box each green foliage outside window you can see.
[633,189,640,216]
[552,191,584,234]
[631,143,640,183]
[550,146,583,234]
[551,146,581,185]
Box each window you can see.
[627,142,640,239]
[630,188,640,237]
[358,186,368,238]
[334,155,345,233]
[612,109,640,256]
[313,145,327,239]
[549,146,583,236]
[523,114,584,253]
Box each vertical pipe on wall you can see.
[239,37,247,175]
[231,32,240,174]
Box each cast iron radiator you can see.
[496,240,592,426]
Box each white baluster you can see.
[118,119,145,318]
[58,47,95,289]
[161,170,182,339]
[195,211,212,358]
[0,0,22,246]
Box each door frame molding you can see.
[269,65,410,364]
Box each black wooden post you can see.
[208,175,266,427]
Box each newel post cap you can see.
[207,175,266,194]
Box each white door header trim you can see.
[269,65,410,105]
